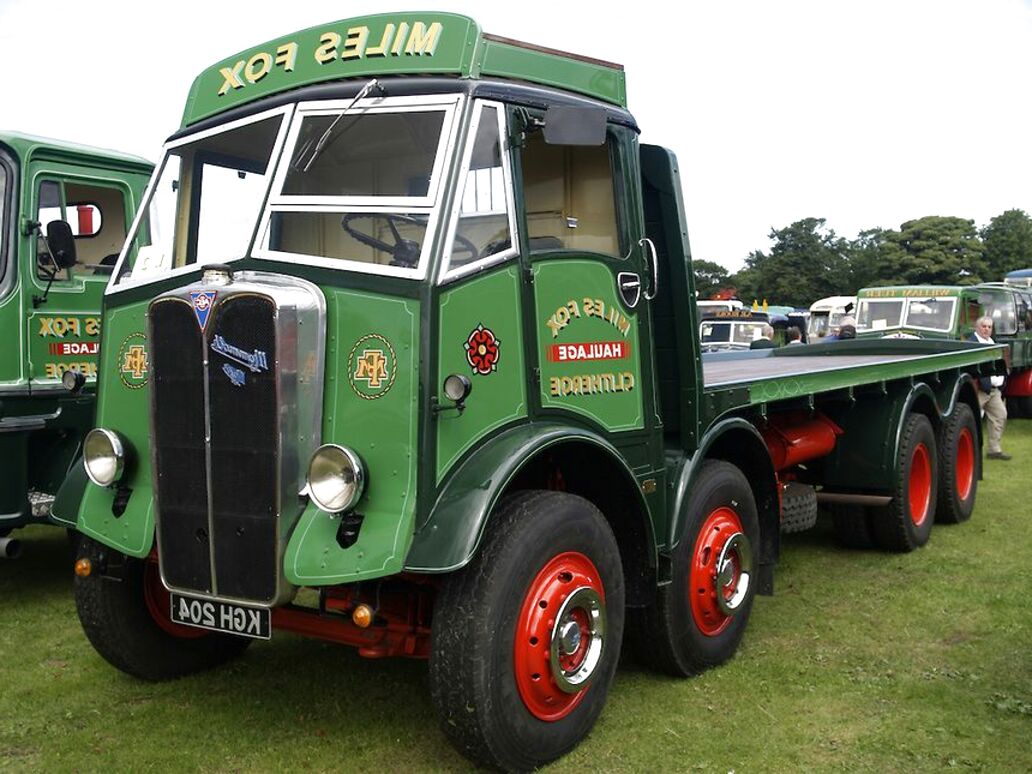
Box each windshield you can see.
[700,321,766,346]
[260,97,457,276]
[903,297,955,331]
[116,111,285,284]
[981,293,1017,335]
[857,299,904,331]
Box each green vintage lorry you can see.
[59,13,1005,770]
[855,284,1032,416]
[0,132,151,557]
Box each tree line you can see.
[693,209,1032,308]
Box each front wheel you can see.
[74,536,251,681]
[429,491,624,771]
[630,460,760,676]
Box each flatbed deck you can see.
[702,340,1005,405]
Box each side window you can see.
[519,123,622,257]
[36,178,129,278]
[443,103,513,275]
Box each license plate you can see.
[170,592,271,640]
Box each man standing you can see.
[970,316,1010,461]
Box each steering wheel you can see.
[340,213,479,267]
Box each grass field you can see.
[2,421,1030,771]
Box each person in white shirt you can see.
[969,316,1010,460]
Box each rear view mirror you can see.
[543,106,607,146]
[45,220,77,269]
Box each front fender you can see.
[404,422,646,573]
[667,417,778,550]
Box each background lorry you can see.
[58,13,1005,770]
[855,284,1032,416]
[0,132,151,557]
[807,294,855,340]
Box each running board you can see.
[816,492,893,507]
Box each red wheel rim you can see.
[514,552,606,722]
[908,442,932,526]
[955,427,974,502]
[143,560,206,639]
[689,507,751,637]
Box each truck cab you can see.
[0,132,151,544]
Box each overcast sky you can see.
[1,0,1029,273]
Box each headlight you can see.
[83,428,126,487]
[306,444,365,513]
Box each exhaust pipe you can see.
[0,536,22,559]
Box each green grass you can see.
[2,422,1030,772]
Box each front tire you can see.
[74,536,251,681]
[429,491,624,771]
[631,460,759,676]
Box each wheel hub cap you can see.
[514,552,606,721]
[689,507,754,636]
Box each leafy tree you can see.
[692,259,731,298]
[731,218,847,307]
[981,209,1032,280]
[842,228,907,290]
[882,216,987,285]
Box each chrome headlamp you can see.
[83,428,127,487]
[306,444,365,513]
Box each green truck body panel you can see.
[406,421,649,572]
[181,12,625,128]
[75,299,154,555]
[285,289,420,584]
[435,265,527,482]
[0,132,151,531]
[533,259,644,431]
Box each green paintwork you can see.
[534,259,643,431]
[181,12,626,128]
[478,38,625,107]
[0,132,151,530]
[76,300,155,556]
[284,289,419,584]
[435,265,527,481]
[407,422,646,572]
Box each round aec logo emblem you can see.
[118,332,149,389]
[347,333,397,400]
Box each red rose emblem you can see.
[465,324,500,375]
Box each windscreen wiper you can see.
[292,78,385,172]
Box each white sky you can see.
[1,0,1029,273]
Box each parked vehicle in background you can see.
[0,132,152,556]
[699,308,771,351]
[855,284,1032,416]
[696,298,744,314]
[55,13,1006,770]
[808,295,855,340]
[1005,268,1032,289]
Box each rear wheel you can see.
[631,460,759,676]
[870,413,937,552]
[936,404,978,524]
[429,491,624,771]
[1006,395,1032,419]
[74,536,251,681]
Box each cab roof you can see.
[0,130,153,172]
[181,12,626,128]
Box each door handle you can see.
[639,237,658,301]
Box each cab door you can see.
[515,113,662,469]
[24,166,135,390]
